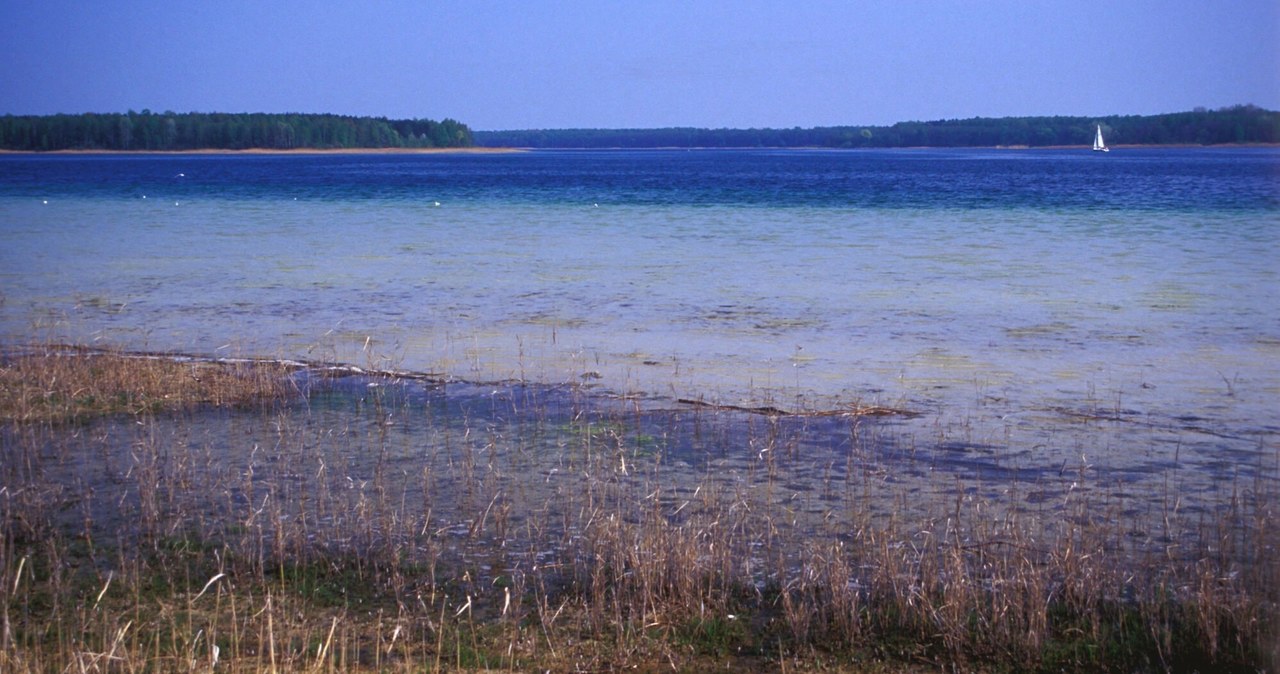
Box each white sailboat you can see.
[1092,124,1109,152]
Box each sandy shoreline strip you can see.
[0,146,525,155]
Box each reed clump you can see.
[0,345,300,423]
[1,345,1276,672]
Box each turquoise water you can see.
[1,149,1277,489]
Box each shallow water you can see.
[1,149,1277,495]
[9,372,1253,585]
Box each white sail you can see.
[1093,125,1109,152]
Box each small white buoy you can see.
[42,199,48,204]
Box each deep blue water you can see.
[4,148,1278,211]
[1,148,1278,487]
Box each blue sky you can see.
[2,1,1276,130]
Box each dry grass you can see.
[1,344,1276,672]
[0,345,300,423]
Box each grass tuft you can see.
[0,344,301,423]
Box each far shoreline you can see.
[0,146,525,155]
[3,143,1274,155]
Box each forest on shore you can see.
[0,111,474,151]
[2,105,1276,151]
[475,105,1279,148]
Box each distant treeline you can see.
[0,111,474,151]
[6,106,1275,152]
[475,105,1280,149]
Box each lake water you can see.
[1,149,1278,499]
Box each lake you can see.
[1,148,1278,509]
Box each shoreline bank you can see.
[4,143,1276,155]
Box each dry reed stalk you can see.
[0,345,300,423]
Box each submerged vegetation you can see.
[1,344,1277,672]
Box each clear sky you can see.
[2,1,1277,130]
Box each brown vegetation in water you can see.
[0,345,300,423]
[0,345,1276,672]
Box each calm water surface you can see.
[2,149,1277,493]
